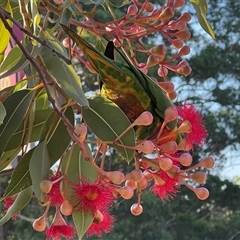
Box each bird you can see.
[61,24,176,142]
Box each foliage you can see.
[0,0,221,239]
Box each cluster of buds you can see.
[61,0,192,85]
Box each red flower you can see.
[71,177,114,215]
[177,103,208,147]
[4,196,19,220]
[86,210,115,237]
[151,171,179,201]
[46,207,76,240]
[47,171,64,206]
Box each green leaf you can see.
[190,0,216,39]
[5,109,53,151]
[40,107,74,165]
[35,89,50,110]
[43,54,89,107]
[0,1,12,54]
[0,101,6,125]
[0,187,32,225]
[0,43,42,79]
[82,96,135,162]
[0,45,22,73]
[0,147,21,172]
[30,0,40,38]
[29,141,50,202]
[61,144,97,238]
[3,149,34,197]
[0,90,34,157]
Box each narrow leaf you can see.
[3,149,34,198]
[0,101,6,125]
[5,109,53,151]
[61,144,97,238]
[0,45,22,73]
[0,1,12,54]
[29,141,50,202]
[40,107,74,165]
[43,54,89,107]
[0,90,34,157]
[0,187,32,225]
[190,0,216,39]
[0,147,21,172]
[82,96,135,162]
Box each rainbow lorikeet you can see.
[61,25,176,141]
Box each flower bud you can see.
[143,2,154,12]
[157,67,169,77]
[198,156,215,169]
[159,157,173,171]
[104,171,125,184]
[164,106,178,123]
[190,172,207,184]
[178,46,190,56]
[32,215,46,232]
[40,180,53,194]
[175,30,191,40]
[131,203,143,216]
[171,39,184,48]
[149,44,167,56]
[60,199,73,216]
[159,7,174,19]
[158,81,174,93]
[194,187,209,200]
[133,111,153,126]
[125,169,144,182]
[178,12,192,22]
[135,140,155,154]
[117,186,134,199]
[179,153,192,166]
[127,4,138,17]
[125,180,137,190]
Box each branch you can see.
[0,8,91,161]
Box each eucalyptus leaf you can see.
[190,0,215,39]
[5,109,53,151]
[0,101,6,125]
[40,107,74,165]
[3,149,34,198]
[82,96,135,162]
[0,187,32,225]
[61,144,97,238]
[29,140,50,202]
[0,90,34,157]
[0,1,12,54]
[0,147,21,172]
[42,53,89,107]
[0,45,22,73]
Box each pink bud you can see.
[104,171,125,184]
[125,169,144,182]
[179,153,192,166]
[164,106,178,122]
[135,140,155,154]
[157,67,169,77]
[194,187,209,200]
[190,172,207,184]
[117,186,134,199]
[159,157,173,171]
[158,141,177,153]
[127,4,138,17]
[133,111,153,126]
[131,203,143,216]
[198,156,215,169]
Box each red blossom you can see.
[4,196,19,220]
[177,103,208,147]
[71,177,114,215]
[86,211,115,237]
[151,171,179,201]
[47,171,64,206]
[46,207,76,240]
[46,225,76,240]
